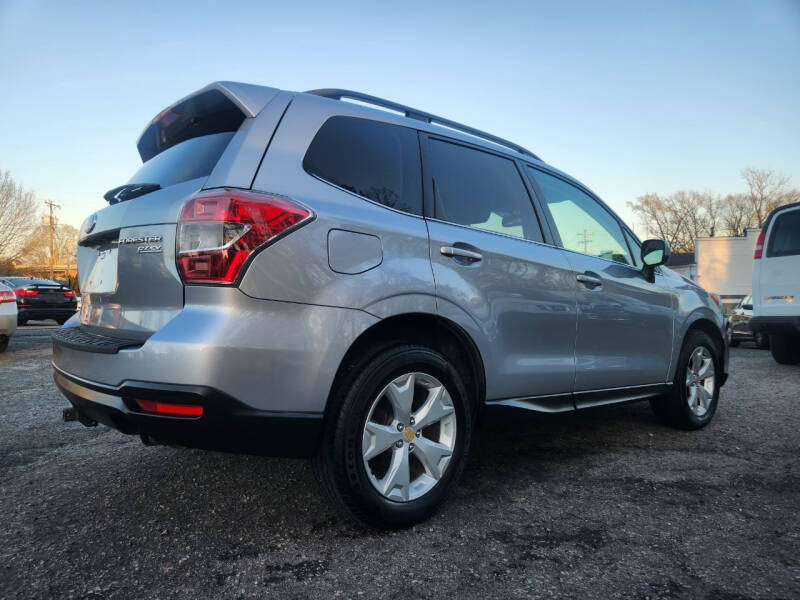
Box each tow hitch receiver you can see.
[62,406,97,427]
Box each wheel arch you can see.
[679,315,726,380]
[325,312,486,422]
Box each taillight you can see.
[136,399,203,417]
[63,290,76,298]
[753,231,766,259]
[176,188,312,284]
[14,289,38,297]
[710,293,721,309]
[0,290,15,304]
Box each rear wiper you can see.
[103,183,161,205]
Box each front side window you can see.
[428,139,543,242]
[767,209,800,257]
[528,168,633,265]
[303,116,422,215]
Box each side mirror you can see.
[641,239,670,283]
[742,303,753,311]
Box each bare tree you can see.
[0,170,37,261]
[628,191,717,253]
[719,193,752,236]
[18,223,79,268]
[741,167,792,227]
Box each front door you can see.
[527,167,674,403]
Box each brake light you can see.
[0,290,15,304]
[136,399,204,417]
[754,231,766,259]
[14,289,38,297]
[710,293,721,309]
[176,188,312,284]
[63,290,76,298]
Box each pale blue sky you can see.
[1,0,798,234]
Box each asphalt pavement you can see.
[1,323,798,599]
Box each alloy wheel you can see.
[685,346,715,417]
[361,372,457,502]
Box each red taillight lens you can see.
[136,399,204,417]
[176,188,311,284]
[14,289,38,297]
[753,231,766,259]
[0,290,15,304]
[63,290,76,298]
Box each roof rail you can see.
[305,88,540,160]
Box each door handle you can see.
[576,273,602,288]
[440,246,483,262]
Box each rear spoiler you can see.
[135,82,279,162]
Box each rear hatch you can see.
[77,84,272,340]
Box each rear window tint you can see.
[767,209,800,257]
[303,117,422,215]
[429,139,543,242]
[127,132,235,189]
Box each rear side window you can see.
[303,117,422,215]
[428,139,543,242]
[767,209,800,257]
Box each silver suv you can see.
[54,82,728,528]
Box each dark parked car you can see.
[0,277,78,325]
[727,295,769,348]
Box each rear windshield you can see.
[767,209,800,258]
[1,278,62,287]
[127,132,235,189]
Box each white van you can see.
[751,202,800,365]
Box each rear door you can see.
[527,167,674,399]
[756,205,800,317]
[77,86,287,340]
[422,136,577,410]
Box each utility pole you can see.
[44,199,61,280]
[577,228,593,254]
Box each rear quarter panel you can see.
[242,94,436,316]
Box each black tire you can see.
[0,336,8,353]
[754,331,770,350]
[650,329,721,430]
[313,344,473,529]
[56,318,68,325]
[17,318,26,326]
[729,338,740,348]
[769,334,799,365]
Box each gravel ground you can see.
[1,324,799,599]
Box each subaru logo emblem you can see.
[85,213,97,234]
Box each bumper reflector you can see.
[136,399,204,417]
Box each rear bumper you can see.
[749,316,800,335]
[52,287,378,414]
[0,308,16,336]
[54,367,323,457]
[18,307,77,322]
